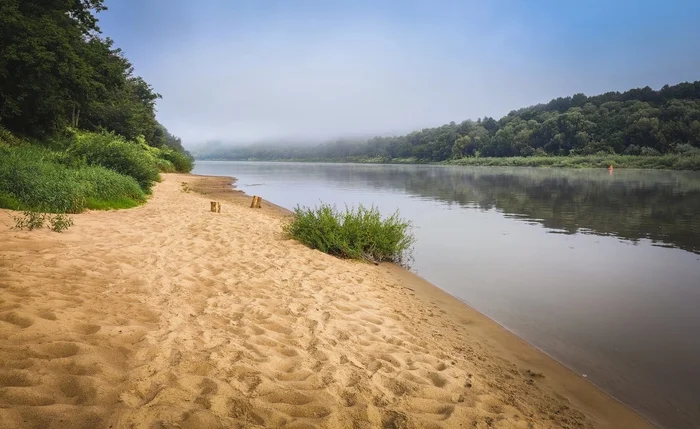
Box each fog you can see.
[151,22,560,146]
[101,1,700,148]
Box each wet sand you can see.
[0,174,652,428]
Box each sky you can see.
[99,0,700,146]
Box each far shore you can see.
[0,173,652,428]
[193,152,700,171]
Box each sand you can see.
[0,174,652,429]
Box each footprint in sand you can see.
[63,360,101,376]
[261,391,316,406]
[0,371,33,387]
[36,309,58,320]
[0,311,34,328]
[58,375,98,405]
[0,389,56,406]
[406,398,455,420]
[33,342,80,359]
[73,323,101,335]
[426,372,448,388]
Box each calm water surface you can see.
[194,161,700,429]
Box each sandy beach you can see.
[0,173,651,429]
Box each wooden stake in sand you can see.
[250,196,262,208]
[210,201,221,213]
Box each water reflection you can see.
[222,163,700,254]
[194,162,700,428]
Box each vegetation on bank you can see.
[13,211,74,233]
[448,151,700,170]
[196,81,700,170]
[0,1,193,215]
[198,151,700,170]
[284,203,415,266]
[0,128,192,213]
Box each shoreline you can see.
[0,173,652,428]
[205,173,658,427]
[193,154,700,171]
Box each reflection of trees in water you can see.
[258,164,700,255]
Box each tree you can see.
[205,81,700,161]
[0,0,106,135]
[0,0,183,150]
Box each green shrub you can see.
[284,203,414,265]
[0,192,23,210]
[449,154,700,170]
[0,144,145,213]
[47,214,74,232]
[70,131,160,190]
[12,211,74,232]
[154,157,176,173]
[0,126,25,146]
[13,211,45,230]
[158,148,194,173]
[73,165,146,209]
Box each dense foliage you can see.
[0,128,195,212]
[1,0,161,143]
[284,203,415,265]
[70,132,161,190]
[0,143,146,213]
[198,81,700,168]
[448,152,700,170]
[0,1,194,213]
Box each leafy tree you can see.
[0,0,189,152]
[201,81,700,163]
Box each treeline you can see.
[0,0,193,214]
[199,81,700,166]
[0,0,189,153]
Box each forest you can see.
[1,0,193,214]
[197,81,700,169]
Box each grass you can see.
[0,144,146,213]
[12,211,74,232]
[447,153,700,170]
[12,211,45,230]
[0,127,194,214]
[70,131,161,191]
[46,213,74,232]
[0,192,23,210]
[158,148,194,173]
[155,157,176,173]
[284,203,415,266]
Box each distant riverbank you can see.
[195,153,700,170]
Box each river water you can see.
[193,161,700,428]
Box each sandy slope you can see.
[0,174,651,429]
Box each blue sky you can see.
[99,0,700,145]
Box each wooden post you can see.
[250,196,262,208]
[210,201,221,213]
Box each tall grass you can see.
[0,144,145,213]
[70,132,161,191]
[284,203,415,265]
[158,148,194,173]
[0,127,194,213]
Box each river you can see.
[193,161,700,429]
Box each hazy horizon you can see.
[100,0,700,147]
